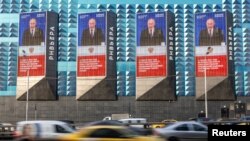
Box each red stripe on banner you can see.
[77,55,106,77]
[196,55,227,77]
[137,55,167,77]
[18,55,45,76]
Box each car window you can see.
[89,128,123,138]
[55,125,70,133]
[192,124,207,131]
[174,124,189,131]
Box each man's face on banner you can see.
[88,18,96,29]
[29,18,37,29]
[206,18,215,29]
[147,18,155,29]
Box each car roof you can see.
[119,118,146,121]
[85,120,124,126]
[162,119,177,122]
[81,125,129,130]
[164,121,207,128]
[0,123,13,126]
[171,121,202,124]
[17,120,68,125]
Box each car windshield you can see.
[62,123,76,132]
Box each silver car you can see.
[155,121,207,141]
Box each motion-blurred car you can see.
[236,122,250,125]
[150,122,167,128]
[189,117,213,122]
[155,121,207,141]
[82,120,153,136]
[162,119,178,123]
[0,123,15,139]
[59,126,165,141]
[239,116,250,121]
[215,118,239,125]
[119,118,147,128]
[15,120,75,140]
[149,119,177,128]
[82,120,124,127]
[216,118,239,122]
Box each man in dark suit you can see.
[140,18,165,46]
[199,18,224,46]
[81,18,104,46]
[22,18,44,46]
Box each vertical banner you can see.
[136,12,167,77]
[77,12,106,77]
[18,12,46,76]
[195,12,227,77]
[136,11,176,101]
[77,12,117,100]
[195,11,235,100]
[17,12,58,100]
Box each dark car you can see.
[189,117,214,122]
[84,120,124,126]
[0,123,15,140]
[239,116,250,121]
[82,120,153,136]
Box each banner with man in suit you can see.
[18,12,46,76]
[136,12,167,77]
[17,11,58,100]
[78,12,106,77]
[136,12,176,101]
[195,11,235,100]
[195,12,227,77]
[77,11,117,100]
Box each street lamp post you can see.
[26,63,30,121]
[35,104,37,120]
[23,50,30,121]
[204,52,208,118]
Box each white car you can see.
[15,120,75,140]
[119,118,147,128]
[155,121,208,141]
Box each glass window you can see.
[174,124,189,131]
[192,124,207,131]
[55,125,70,133]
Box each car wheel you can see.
[168,137,179,141]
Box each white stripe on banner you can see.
[78,45,106,56]
[137,46,166,56]
[19,46,45,56]
[195,45,227,56]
